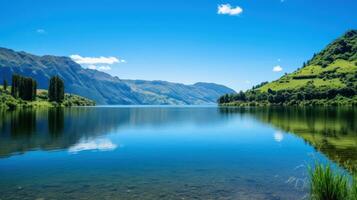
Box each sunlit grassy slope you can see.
[259,59,357,92]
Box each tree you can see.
[303,62,306,68]
[10,74,37,101]
[3,79,7,91]
[267,88,275,95]
[11,74,19,98]
[48,76,65,103]
[20,77,37,101]
[32,80,37,101]
[238,91,246,101]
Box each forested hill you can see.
[219,30,357,106]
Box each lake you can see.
[0,106,356,200]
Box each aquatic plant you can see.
[351,177,357,200]
[309,164,349,200]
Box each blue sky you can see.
[0,0,356,91]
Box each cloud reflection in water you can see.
[68,139,118,153]
[274,131,284,142]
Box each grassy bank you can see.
[0,86,95,110]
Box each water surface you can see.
[0,106,356,200]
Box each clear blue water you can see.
[0,106,356,200]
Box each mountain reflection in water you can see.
[0,107,225,157]
[219,107,357,174]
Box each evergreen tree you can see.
[48,76,65,103]
[32,80,37,101]
[11,74,19,98]
[48,77,55,102]
[10,74,37,101]
[3,79,7,91]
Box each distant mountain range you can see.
[0,48,235,105]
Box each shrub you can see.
[5,100,17,110]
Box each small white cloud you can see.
[244,80,251,84]
[218,4,243,16]
[36,29,46,34]
[273,65,283,72]
[70,54,124,65]
[68,139,118,153]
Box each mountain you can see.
[124,80,235,105]
[219,30,357,106]
[0,48,235,105]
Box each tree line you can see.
[218,83,357,105]
[3,74,65,103]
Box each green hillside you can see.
[259,59,356,92]
[219,30,357,106]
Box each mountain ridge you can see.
[0,47,235,105]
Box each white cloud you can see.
[70,54,125,65]
[70,54,126,71]
[36,29,46,34]
[244,80,251,84]
[218,4,243,16]
[273,65,283,72]
[68,139,118,153]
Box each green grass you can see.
[352,179,357,200]
[313,78,345,88]
[293,60,357,76]
[258,59,356,92]
[309,164,350,200]
[259,79,310,91]
[295,65,325,76]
